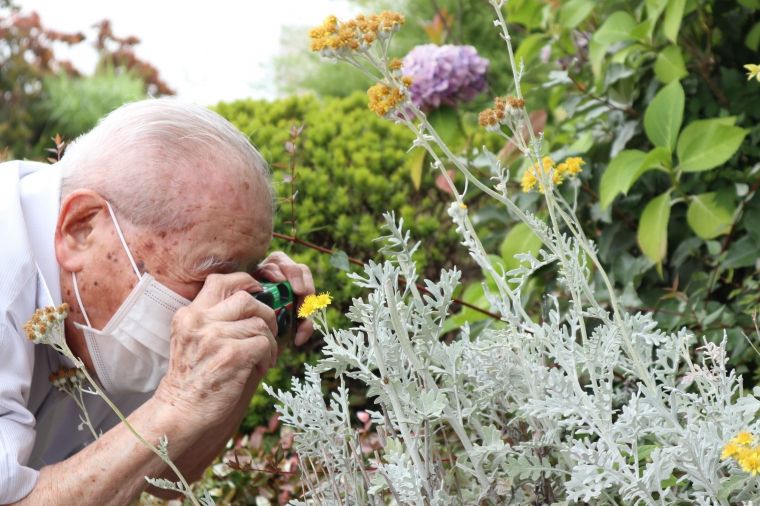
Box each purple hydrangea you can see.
[402,44,489,111]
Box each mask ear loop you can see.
[72,272,92,327]
[104,201,141,279]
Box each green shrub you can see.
[215,92,487,427]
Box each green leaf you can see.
[686,192,736,239]
[600,148,670,209]
[427,106,465,151]
[600,150,646,209]
[638,192,671,268]
[663,0,686,42]
[499,222,543,273]
[593,11,637,45]
[559,0,595,28]
[654,45,687,83]
[644,81,684,153]
[676,119,748,172]
[646,0,668,21]
[408,147,426,191]
[589,40,605,78]
[631,19,655,42]
[745,21,760,51]
[725,236,760,268]
[718,475,750,503]
[739,0,760,8]
[514,34,550,67]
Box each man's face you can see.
[56,176,272,365]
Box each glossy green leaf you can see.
[686,192,736,239]
[600,150,646,209]
[663,0,686,42]
[644,81,684,153]
[514,34,550,67]
[637,192,671,267]
[593,11,637,45]
[499,222,543,272]
[600,147,670,209]
[739,0,760,8]
[559,0,595,28]
[654,45,687,83]
[745,21,760,51]
[676,119,748,172]
[645,0,668,20]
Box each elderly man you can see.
[0,99,315,504]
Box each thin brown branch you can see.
[272,232,501,321]
[567,74,639,118]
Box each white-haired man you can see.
[0,99,315,504]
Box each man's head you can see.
[54,98,274,368]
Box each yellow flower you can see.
[732,431,754,446]
[563,157,585,175]
[722,441,743,460]
[744,63,760,82]
[298,293,333,318]
[367,82,406,117]
[738,447,760,475]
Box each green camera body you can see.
[251,281,296,338]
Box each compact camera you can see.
[251,281,296,338]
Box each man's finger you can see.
[300,264,315,296]
[255,263,286,282]
[294,318,314,346]
[280,263,306,294]
[207,291,277,335]
[193,272,259,308]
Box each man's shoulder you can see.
[0,160,41,334]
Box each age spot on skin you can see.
[211,382,221,392]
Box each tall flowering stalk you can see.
[24,304,212,505]
[268,4,760,505]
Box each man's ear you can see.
[55,190,109,272]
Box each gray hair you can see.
[58,98,274,232]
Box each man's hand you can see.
[255,251,316,346]
[153,272,278,430]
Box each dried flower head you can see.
[309,12,405,56]
[367,82,406,117]
[298,293,333,318]
[23,303,69,345]
[49,367,86,392]
[478,95,524,130]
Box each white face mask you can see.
[72,202,190,395]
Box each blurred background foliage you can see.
[0,0,168,160]
[4,0,760,502]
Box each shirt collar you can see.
[19,163,63,307]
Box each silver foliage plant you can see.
[267,2,760,504]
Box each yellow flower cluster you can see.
[309,12,405,53]
[521,156,585,193]
[23,303,69,344]
[478,95,525,129]
[298,293,333,318]
[722,431,760,475]
[367,82,406,117]
[745,64,760,82]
